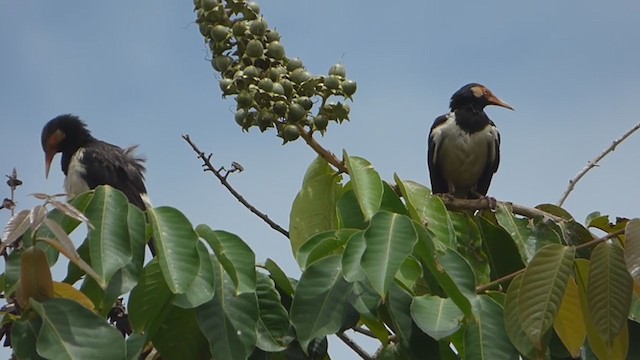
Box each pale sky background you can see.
[1,1,640,358]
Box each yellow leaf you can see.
[53,282,95,311]
[553,276,585,357]
[18,247,53,308]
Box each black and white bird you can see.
[41,114,156,255]
[427,83,513,199]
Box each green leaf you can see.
[289,156,341,253]
[173,242,216,308]
[396,256,423,292]
[263,258,295,297]
[625,218,640,284]
[196,258,259,360]
[361,212,418,297]
[342,231,366,282]
[296,230,341,270]
[504,275,538,358]
[379,181,408,215]
[518,244,575,342]
[336,186,366,230]
[394,176,455,249]
[588,242,633,343]
[410,295,463,340]
[31,298,125,360]
[128,259,173,333]
[12,318,44,360]
[343,152,383,221]
[151,306,211,360]
[125,333,146,360]
[148,206,200,294]
[4,247,23,296]
[290,255,352,350]
[476,216,524,283]
[255,272,290,352]
[587,214,628,234]
[438,249,476,297]
[464,295,519,360]
[197,225,256,294]
[554,276,585,358]
[84,185,132,286]
[449,212,489,284]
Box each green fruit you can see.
[280,79,294,98]
[210,25,229,42]
[341,80,357,96]
[313,115,328,130]
[258,78,274,92]
[273,101,288,117]
[266,41,285,60]
[324,75,341,90]
[198,23,211,37]
[249,18,268,37]
[201,0,219,11]
[219,78,233,92]
[257,110,275,129]
[236,90,253,109]
[245,39,264,58]
[266,66,286,81]
[232,21,248,37]
[286,57,304,71]
[265,30,281,43]
[294,96,313,111]
[290,68,311,84]
[271,82,285,96]
[243,65,260,79]
[212,55,234,72]
[287,103,306,123]
[247,2,260,15]
[281,124,300,141]
[235,109,248,126]
[329,63,346,77]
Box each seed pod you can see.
[245,39,264,58]
[312,114,329,131]
[294,96,313,111]
[266,41,285,60]
[341,80,357,97]
[273,101,288,117]
[232,21,248,37]
[249,18,268,37]
[286,57,304,71]
[324,75,341,90]
[236,90,253,109]
[243,65,260,79]
[290,68,311,84]
[329,63,346,78]
[210,25,230,42]
[281,124,300,142]
[265,30,281,43]
[287,103,306,123]
[258,78,274,92]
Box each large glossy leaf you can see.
[342,231,366,282]
[449,212,489,284]
[625,218,640,284]
[379,181,408,215]
[84,185,132,285]
[128,259,173,333]
[465,295,519,360]
[336,186,366,230]
[504,275,539,358]
[4,247,23,296]
[394,176,455,249]
[553,276,585,358]
[152,306,211,360]
[343,151,383,221]
[12,318,44,360]
[295,230,343,270]
[410,295,463,340]
[263,258,295,296]
[588,242,633,343]
[31,298,125,359]
[361,212,418,297]
[575,259,629,359]
[196,258,259,360]
[18,247,53,307]
[476,216,524,282]
[173,242,216,308]
[518,244,574,343]
[0,209,30,253]
[197,225,256,294]
[289,156,341,253]
[255,272,290,352]
[148,206,200,294]
[290,255,352,350]
[495,204,535,263]
[125,333,146,360]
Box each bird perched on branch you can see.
[41,114,156,255]
[427,83,513,199]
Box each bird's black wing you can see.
[427,115,449,194]
[476,121,500,196]
[80,141,148,210]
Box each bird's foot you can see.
[434,192,456,203]
[483,196,497,210]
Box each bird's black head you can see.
[41,114,94,178]
[449,83,514,112]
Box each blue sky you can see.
[1,1,640,358]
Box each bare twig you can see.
[440,197,566,223]
[337,332,373,360]
[4,168,22,216]
[557,122,640,206]
[475,228,625,293]
[297,126,348,173]
[182,135,290,239]
[352,326,377,339]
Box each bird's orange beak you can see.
[486,94,514,110]
[44,151,55,179]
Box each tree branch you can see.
[297,126,348,173]
[475,228,625,293]
[440,197,566,222]
[557,121,640,207]
[182,134,290,239]
[337,332,373,360]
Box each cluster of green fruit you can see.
[194,0,357,143]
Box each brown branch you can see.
[557,121,640,207]
[337,332,373,360]
[182,134,290,239]
[352,326,377,339]
[441,197,566,223]
[297,126,348,173]
[475,228,625,293]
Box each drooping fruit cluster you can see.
[194,0,357,143]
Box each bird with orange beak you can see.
[427,83,513,199]
[41,114,155,254]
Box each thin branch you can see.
[352,326,377,339]
[182,134,290,239]
[557,121,640,207]
[337,332,373,360]
[441,197,566,223]
[475,228,625,293]
[297,126,348,173]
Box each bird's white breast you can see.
[64,148,90,197]
[431,113,498,191]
